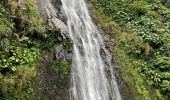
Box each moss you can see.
[0,1,13,37]
[23,0,46,33]
[63,37,73,51]
[14,0,45,33]
[52,60,69,79]
[0,65,37,100]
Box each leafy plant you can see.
[90,0,170,98]
[0,41,38,72]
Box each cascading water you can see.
[61,0,121,100]
[41,0,121,99]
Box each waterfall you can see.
[61,0,121,100]
[41,0,121,99]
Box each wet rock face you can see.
[55,44,72,60]
[37,0,67,23]
[35,0,73,99]
[37,0,61,16]
[103,31,134,100]
[50,0,66,21]
[35,35,73,100]
[36,55,71,100]
[50,0,67,22]
[51,0,62,10]
[38,0,68,40]
[55,44,65,59]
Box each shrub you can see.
[0,41,38,72]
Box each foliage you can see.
[90,0,170,99]
[52,60,69,79]
[0,66,36,100]
[0,0,46,52]
[0,41,38,72]
[0,0,48,99]
[112,48,152,100]
[28,29,61,49]
[16,0,46,33]
[89,5,155,99]
[63,37,72,51]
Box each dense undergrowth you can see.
[89,0,170,99]
[0,0,70,99]
[1,0,170,99]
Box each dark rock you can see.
[58,8,67,24]
[51,0,62,12]
[60,30,69,39]
[55,44,65,60]
[35,55,71,100]
[55,43,73,61]
[64,52,72,61]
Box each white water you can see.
[41,0,121,99]
[61,0,121,100]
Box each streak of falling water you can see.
[42,0,121,99]
[60,0,121,100]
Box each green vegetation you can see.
[0,41,37,72]
[0,0,71,99]
[0,0,42,99]
[90,0,170,99]
[52,60,69,79]
[1,0,169,99]
[0,66,36,100]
